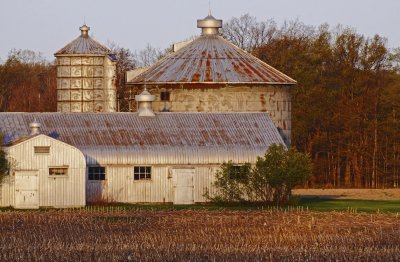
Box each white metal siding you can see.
[194,166,218,202]
[0,135,86,208]
[87,166,173,203]
[83,147,263,166]
[86,165,219,204]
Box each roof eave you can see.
[54,53,108,57]
[126,81,297,86]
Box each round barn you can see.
[126,13,296,145]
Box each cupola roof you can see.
[54,24,111,56]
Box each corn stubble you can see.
[0,208,399,261]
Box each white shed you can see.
[0,132,86,209]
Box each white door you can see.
[15,171,39,209]
[173,169,195,205]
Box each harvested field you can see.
[0,208,399,261]
[293,188,400,200]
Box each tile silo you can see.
[54,24,117,112]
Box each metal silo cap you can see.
[135,90,156,102]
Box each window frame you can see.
[48,167,69,177]
[88,166,106,181]
[34,146,50,154]
[133,166,152,181]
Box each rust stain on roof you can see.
[0,112,284,149]
[128,35,296,85]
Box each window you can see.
[35,146,50,154]
[49,167,68,176]
[88,166,106,181]
[228,165,250,181]
[160,91,170,101]
[134,166,151,180]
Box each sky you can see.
[0,0,399,61]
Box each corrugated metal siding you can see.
[54,35,111,55]
[129,35,296,85]
[86,165,219,204]
[0,135,86,207]
[0,176,13,207]
[194,166,218,202]
[87,166,173,203]
[0,112,284,165]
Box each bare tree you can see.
[136,44,163,67]
[107,42,138,112]
[7,49,47,65]
[222,14,277,52]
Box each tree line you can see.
[0,45,164,112]
[223,14,400,188]
[1,15,399,188]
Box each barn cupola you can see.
[29,119,41,135]
[79,24,90,37]
[197,12,222,35]
[135,87,156,117]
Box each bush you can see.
[204,161,251,203]
[207,144,312,205]
[0,134,9,183]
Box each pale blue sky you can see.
[0,0,399,61]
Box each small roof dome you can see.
[135,88,156,102]
[29,119,41,135]
[135,88,156,117]
[29,120,41,129]
[197,13,222,35]
[79,24,90,37]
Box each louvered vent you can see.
[34,146,50,154]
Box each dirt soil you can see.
[0,209,399,261]
[293,188,400,200]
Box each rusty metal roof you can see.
[128,35,296,85]
[0,112,284,164]
[54,24,111,56]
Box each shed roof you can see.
[54,24,111,56]
[128,35,296,85]
[0,112,284,164]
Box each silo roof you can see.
[128,35,296,85]
[54,24,111,56]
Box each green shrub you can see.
[204,161,251,203]
[0,134,9,183]
[206,144,312,205]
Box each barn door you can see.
[172,169,195,205]
[15,171,39,209]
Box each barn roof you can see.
[128,14,296,85]
[0,112,284,164]
[54,24,111,56]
